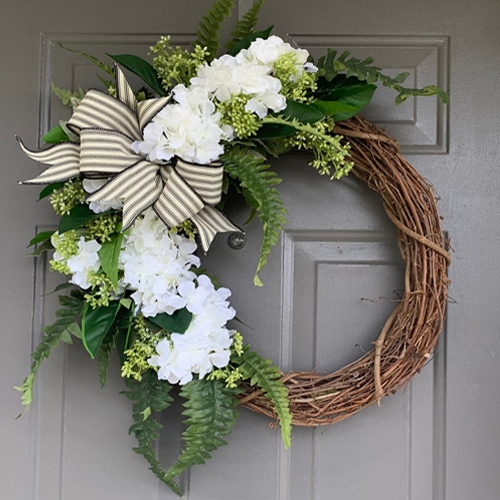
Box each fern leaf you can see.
[166,379,239,480]
[58,43,114,76]
[222,147,288,286]
[316,50,449,104]
[15,290,84,409]
[226,0,265,50]
[194,0,236,60]
[237,349,292,448]
[122,371,182,496]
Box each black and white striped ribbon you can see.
[18,66,240,250]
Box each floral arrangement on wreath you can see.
[16,0,448,495]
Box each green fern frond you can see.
[316,49,449,104]
[222,146,288,286]
[122,371,182,496]
[15,290,84,409]
[226,0,265,50]
[58,43,114,77]
[194,0,236,60]
[166,379,239,480]
[237,348,292,448]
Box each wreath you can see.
[16,0,450,495]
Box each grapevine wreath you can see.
[16,0,450,495]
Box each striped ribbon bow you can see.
[18,66,239,251]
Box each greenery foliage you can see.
[222,147,288,286]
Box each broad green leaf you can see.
[58,204,103,234]
[39,182,65,200]
[82,301,121,358]
[98,232,124,288]
[28,230,55,247]
[331,86,376,121]
[42,125,69,144]
[29,240,53,257]
[107,54,166,96]
[280,99,324,124]
[226,25,273,56]
[310,100,359,117]
[148,308,193,334]
[254,122,297,139]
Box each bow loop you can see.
[18,67,240,250]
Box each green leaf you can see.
[222,147,288,286]
[28,230,55,247]
[107,54,166,96]
[226,25,273,56]
[42,125,69,144]
[194,0,236,60]
[39,182,65,200]
[115,309,134,366]
[255,122,297,139]
[81,301,121,358]
[148,308,193,334]
[166,379,239,480]
[58,204,103,234]
[310,100,359,117]
[236,348,292,448]
[122,372,182,496]
[29,240,53,257]
[313,75,377,120]
[98,232,124,288]
[280,99,325,124]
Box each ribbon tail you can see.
[17,137,80,184]
[191,206,241,252]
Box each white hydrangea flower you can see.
[119,210,200,317]
[82,178,123,214]
[242,35,310,68]
[148,273,236,385]
[66,237,101,289]
[131,85,233,165]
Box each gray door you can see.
[2,0,499,498]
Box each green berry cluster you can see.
[151,37,209,91]
[49,230,79,274]
[170,219,198,240]
[284,118,353,178]
[50,180,86,215]
[84,271,117,308]
[121,316,162,381]
[86,213,121,242]
[217,95,261,139]
[273,53,317,102]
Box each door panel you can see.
[2,0,499,498]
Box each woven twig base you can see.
[238,115,451,426]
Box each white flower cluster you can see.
[82,179,123,214]
[119,210,200,317]
[148,274,236,385]
[52,234,101,289]
[132,35,316,164]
